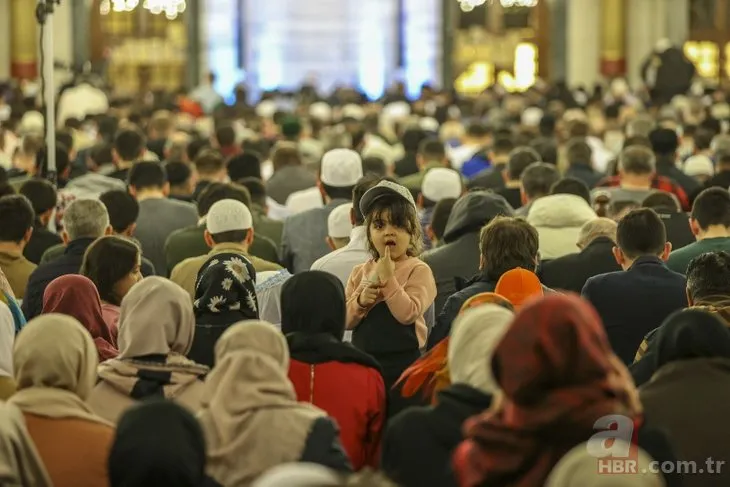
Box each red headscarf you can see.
[42,275,119,362]
[398,293,514,403]
[453,293,642,487]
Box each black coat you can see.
[656,210,695,251]
[565,164,603,189]
[539,237,621,294]
[382,384,492,487]
[467,164,506,190]
[582,256,687,365]
[22,237,95,320]
[23,222,62,265]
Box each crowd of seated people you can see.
[1,73,730,486]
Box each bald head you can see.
[577,217,618,248]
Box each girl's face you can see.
[113,254,143,302]
[369,209,411,260]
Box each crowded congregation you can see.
[2,1,730,483]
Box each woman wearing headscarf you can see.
[283,271,385,470]
[109,400,221,487]
[9,314,114,487]
[0,267,25,333]
[639,309,730,487]
[0,301,16,399]
[189,252,259,367]
[42,275,118,362]
[199,321,352,486]
[453,294,678,487]
[397,293,513,406]
[87,277,210,424]
[382,304,513,487]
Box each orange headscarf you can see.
[494,268,544,308]
[397,293,514,404]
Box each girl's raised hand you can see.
[376,245,395,283]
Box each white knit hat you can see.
[320,149,363,187]
[422,168,462,202]
[206,199,253,233]
[327,203,353,239]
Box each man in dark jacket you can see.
[540,217,621,293]
[641,39,695,107]
[428,216,542,349]
[649,128,701,198]
[422,191,513,317]
[642,191,695,252]
[23,199,112,319]
[564,138,603,189]
[582,208,687,365]
[631,251,730,386]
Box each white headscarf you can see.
[448,304,514,394]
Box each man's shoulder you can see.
[166,225,200,244]
[40,244,65,264]
[584,270,623,289]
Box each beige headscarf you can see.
[117,277,195,358]
[0,402,52,487]
[448,304,514,394]
[9,314,111,427]
[199,321,327,487]
[98,277,208,399]
[546,442,665,487]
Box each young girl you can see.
[346,180,437,416]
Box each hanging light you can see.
[456,0,538,11]
[100,0,186,18]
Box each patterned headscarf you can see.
[194,253,258,325]
[454,294,642,487]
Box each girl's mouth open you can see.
[385,240,396,247]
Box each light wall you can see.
[0,1,9,80]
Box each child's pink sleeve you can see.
[345,265,369,329]
[381,262,437,325]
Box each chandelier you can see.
[99,0,187,19]
[458,0,538,12]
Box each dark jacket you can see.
[22,238,95,320]
[422,192,513,316]
[382,384,492,487]
[581,256,687,364]
[655,208,695,251]
[539,237,621,294]
[299,417,353,473]
[266,166,317,205]
[565,163,603,189]
[429,273,552,350]
[23,221,62,265]
[655,155,701,198]
[466,165,506,191]
[640,359,730,487]
[165,224,279,272]
[41,241,156,277]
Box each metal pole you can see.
[43,0,56,177]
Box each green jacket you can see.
[164,224,279,273]
[251,204,284,248]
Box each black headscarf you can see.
[109,400,215,487]
[655,308,730,370]
[194,253,259,326]
[281,271,381,372]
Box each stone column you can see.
[566,0,601,87]
[10,0,38,79]
[548,0,568,82]
[665,0,690,47]
[0,0,10,79]
[600,0,626,77]
[626,0,667,87]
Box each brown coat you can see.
[0,250,36,299]
[170,242,281,299]
[23,413,114,487]
[640,358,730,487]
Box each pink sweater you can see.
[345,257,436,348]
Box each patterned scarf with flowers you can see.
[193,253,259,326]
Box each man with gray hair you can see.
[539,217,621,293]
[22,199,111,319]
